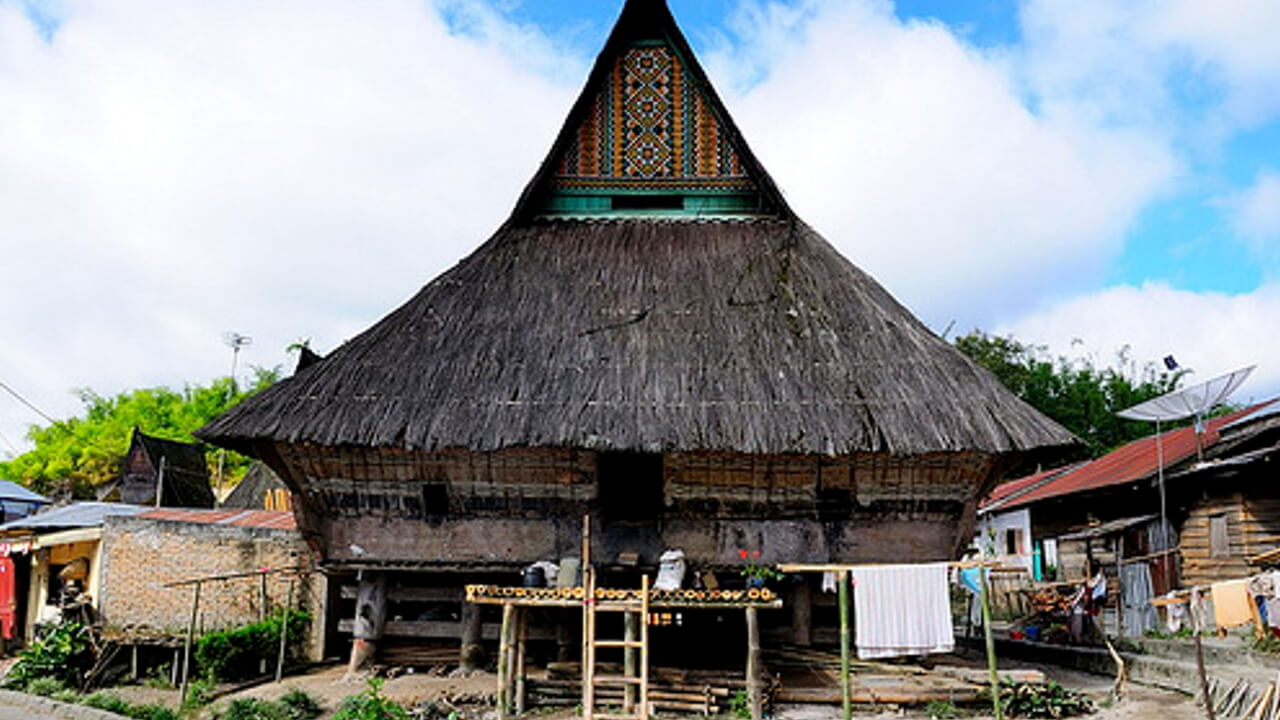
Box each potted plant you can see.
[738,549,782,588]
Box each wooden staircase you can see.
[583,570,651,720]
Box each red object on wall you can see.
[0,556,16,639]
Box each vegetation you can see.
[195,609,310,682]
[0,369,278,499]
[1,621,92,691]
[999,680,1095,717]
[923,700,960,719]
[955,331,1183,457]
[334,678,411,720]
[216,690,323,720]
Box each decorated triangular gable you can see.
[518,0,786,218]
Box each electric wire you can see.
[0,378,57,425]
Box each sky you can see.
[1,0,1279,457]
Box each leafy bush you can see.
[195,609,311,682]
[1000,681,1095,718]
[924,700,959,718]
[279,688,324,719]
[83,691,131,714]
[52,688,81,703]
[334,678,410,720]
[24,676,67,696]
[2,622,91,690]
[218,698,289,720]
[184,676,217,709]
[727,689,751,719]
[123,704,180,720]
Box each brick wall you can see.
[98,515,323,659]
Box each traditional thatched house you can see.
[99,429,214,508]
[199,0,1074,661]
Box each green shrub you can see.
[124,704,181,720]
[279,688,324,719]
[218,697,289,720]
[1000,681,1094,718]
[24,676,67,697]
[2,622,91,690]
[52,688,81,703]
[195,609,310,682]
[727,690,750,719]
[184,676,217,709]
[83,691,131,714]
[924,700,959,719]
[334,678,410,720]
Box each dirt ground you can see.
[169,661,1203,720]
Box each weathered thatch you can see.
[200,217,1073,457]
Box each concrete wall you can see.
[98,516,323,660]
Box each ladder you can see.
[583,570,650,720]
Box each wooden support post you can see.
[275,578,295,683]
[792,580,812,647]
[180,581,202,704]
[498,602,516,720]
[838,570,851,720]
[624,610,639,713]
[979,567,1004,720]
[260,571,269,674]
[130,644,139,683]
[348,572,387,675]
[746,605,762,720]
[516,608,528,715]
[460,597,485,671]
[1195,632,1217,720]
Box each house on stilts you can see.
[198,0,1075,672]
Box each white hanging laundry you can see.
[822,571,838,594]
[853,563,953,659]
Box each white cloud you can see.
[1225,169,1280,253]
[0,0,580,454]
[707,0,1174,328]
[997,282,1280,402]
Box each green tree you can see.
[0,368,278,499]
[954,331,1183,457]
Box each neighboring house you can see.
[221,462,292,511]
[99,428,214,508]
[198,0,1076,665]
[981,400,1280,635]
[98,508,323,663]
[0,480,50,524]
[0,502,148,642]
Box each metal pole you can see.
[838,570,851,720]
[980,567,1004,720]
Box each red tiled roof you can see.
[137,508,296,531]
[995,400,1277,510]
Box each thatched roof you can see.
[198,0,1076,460]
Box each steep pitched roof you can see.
[511,0,787,219]
[0,502,148,532]
[197,0,1077,460]
[992,400,1277,510]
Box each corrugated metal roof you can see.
[0,502,149,531]
[1058,514,1157,541]
[0,480,50,504]
[137,508,296,531]
[996,400,1277,510]
[980,462,1084,513]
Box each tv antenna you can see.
[222,332,253,390]
[1116,362,1255,584]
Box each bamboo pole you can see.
[838,570,851,720]
[979,567,1003,720]
[1195,619,1216,720]
[746,605,762,720]
[624,609,638,713]
[180,581,202,703]
[275,578,295,683]
[516,608,528,715]
[498,602,515,720]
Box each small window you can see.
[1005,528,1024,555]
[1210,514,1230,558]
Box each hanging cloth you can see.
[1211,579,1254,630]
[853,563,954,659]
[821,572,838,594]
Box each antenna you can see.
[1116,364,1256,587]
[222,332,253,390]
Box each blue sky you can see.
[1,0,1279,453]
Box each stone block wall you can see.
[98,515,323,658]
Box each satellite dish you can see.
[1117,365,1255,422]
